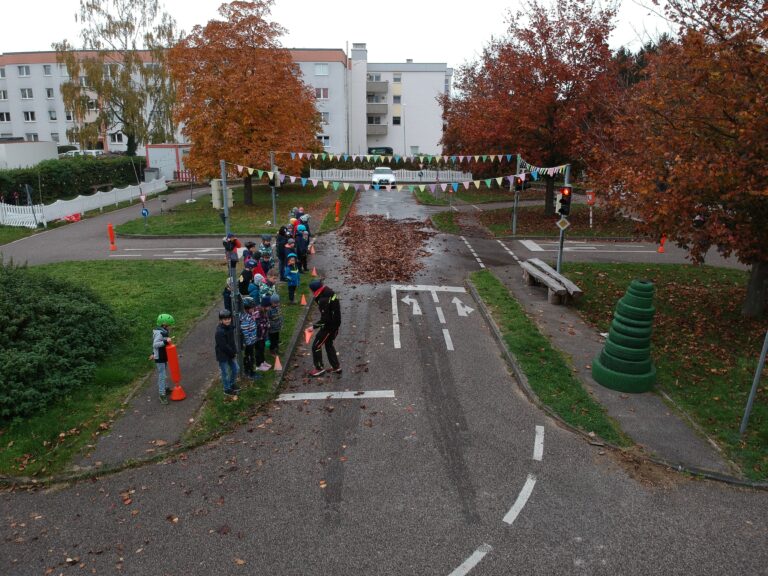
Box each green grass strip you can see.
[430,211,460,234]
[470,269,631,447]
[0,260,224,477]
[319,186,357,233]
[413,187,449,205]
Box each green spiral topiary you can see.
[592,279,656,393]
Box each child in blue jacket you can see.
[284,252,300,303]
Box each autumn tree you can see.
[54,0,179,155]
[440,0,617,214]
[590,0,768,317]
[168,0,320,204]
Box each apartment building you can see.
[0,44,451,157]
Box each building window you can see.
[367,116,382,125]
[0,112,10,122]
[59,64,69,77]
[393,95,401,104]
[18,65,31,77]
[109,132,123,143]
[319,112,330,124]
[314,63,329,76]
[0,90,7,101]
[316,135,330,148]
[314,87,328,100]
[23,111,36,122]
[87,99,97,111]
[25,133,39,142]
[48,110,57,121]
[51,132,60,142]
[367,73,381,81]
[393,73,402,83]
[392,116,401,125]
[21,88,33,99]
[46,88,55,99]
[65,110,73,121]
[79,76,88,87]
[0,67,5,78]
[43,65,52,76]
[0,133,12,138]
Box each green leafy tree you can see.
[54,0,180,155]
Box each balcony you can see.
[367,103,388,115]
[367,80,389,93]
[367,124,388,135]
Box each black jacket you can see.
[315,287,341,331]
[215,323,237,361]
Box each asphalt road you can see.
[1,188,765,575]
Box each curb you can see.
[0,293,316,489]
[465,277,768,491]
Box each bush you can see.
[0,156,147,203]
[0,261,123,420]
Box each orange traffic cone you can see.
[274,356,282,371]
[304,327,313,344]
[311,267,318,277]
[300,293,307,306]
[169,384,186,401]
[658,234,667,254]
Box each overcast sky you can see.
[1,0,672,68]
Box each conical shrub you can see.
[592,279,656,392]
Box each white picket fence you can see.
[309,168,473,183]
[0,178,167,229]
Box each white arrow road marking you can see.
[391,285,468,349]
[448,544,492,576]
[401,295,422,315]
[533,425,545,461]
[503,474,537,525]
[452,297,474,317]
[277,390,395,401]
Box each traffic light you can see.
[557,186,572,216]
[513,176,523,192]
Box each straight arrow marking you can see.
[452,296,474,317]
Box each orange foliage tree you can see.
[590,0,768,317]
[440,0,616,214]
[168,0,320,204]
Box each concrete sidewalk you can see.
[490,262,741,479]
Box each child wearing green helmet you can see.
[150,313,175,404]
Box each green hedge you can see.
[0,261,123,420]
[0,156,147,203]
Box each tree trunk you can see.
[243,173,253,206]
[544,175,556,216]
[126,134,138,157]
[742,261,768,318]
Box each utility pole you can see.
[270,151,278,226]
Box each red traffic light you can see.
[560,187,572,197]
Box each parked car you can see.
[370,166,396,187]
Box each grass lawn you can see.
[0,260,224,477]
[319,186,357,233]
[481,203,641,238]
[430,211,461,234]
[115,184,330,236]
[470,270,631,446]
[413,187,450,206]
[0,226,37,245]
[565,262,768,480]
[185,282,313,443]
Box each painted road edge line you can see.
[533,425,545,461]
[503,474,537,525]
[277,390,396,401]
[448,544,493,576]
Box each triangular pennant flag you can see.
[418,185,426,192]
[481,155,488,162]
[323,181,331,189]
[310,178,318,186]
[506,154,513,162]
[236,165,244,174]
[473,180,481,188]
[474,155,480,162]
[463,181,472,190]
[452,182,459,192]
[429,184,436,193]
[290,176,297,183]
[300,177,307,187]
[279,174,286,183]
[396,185,404,192]
[266,171,274,180]
[247,167,255,175]
[495,177,503,186]
[332,181,340,191]
[484,179,492,188]
[257,169,264,178]
[373,184,380,191]
[440,183,448,192]
[290,152,296,160]
[363,184,370,191]
[342,154,349,161]
[342,183,350,191]
[321,153,327,161]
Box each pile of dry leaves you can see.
[337,214,434,283]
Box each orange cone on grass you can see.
[311,267,318,277]
[658,234,667,254]
[274,356,282,371]
[300,293,307,305]
[304,327,313,344]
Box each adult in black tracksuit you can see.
[309,279,341,376]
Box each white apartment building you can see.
[0,44,451,157]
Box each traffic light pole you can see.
[555,164,572,274]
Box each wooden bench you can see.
[520,258,583,304]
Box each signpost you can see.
[141,207,149,230]
[555,217,570,273]
[587,190,595,229]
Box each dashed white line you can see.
[436,306,446,324]
[443,328,455,351]
[461,236,485,269]
[497,239,521,263]
[448,544,493,576]
[533,425,545,461]
[277,390,395,401]
[503,474,537,525]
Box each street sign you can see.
[586,190,596,205]
[139,194,147,204]
[556,217,571,231]
[141,208,149,217]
